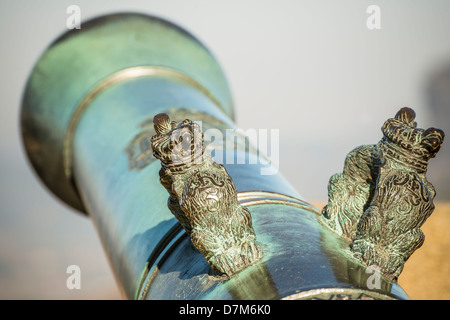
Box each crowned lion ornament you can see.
[321,107,444,280]
[151,113,263,277]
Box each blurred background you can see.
[0,0,449,299]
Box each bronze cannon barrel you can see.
[21,13,411,300]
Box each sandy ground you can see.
[397,201,450,300]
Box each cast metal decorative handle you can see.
[151,113,263,277]
[321,107,445,280]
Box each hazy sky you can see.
[1,0,449,299]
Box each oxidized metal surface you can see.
[320,144,381,240]
[20,12,418,300]
[21,13,234,213]
[321,107,445,280]
[63,66,227,183]
[151,113,263,276]
[137,195,409,300]
[282,288,395,300]
[66,70,300,298]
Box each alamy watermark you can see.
[66,5,81,29]
[162,121,280,176]
[66,5,381,31]
[366,265,381,290]
[367,5,381,30]
[66,265,81,290]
